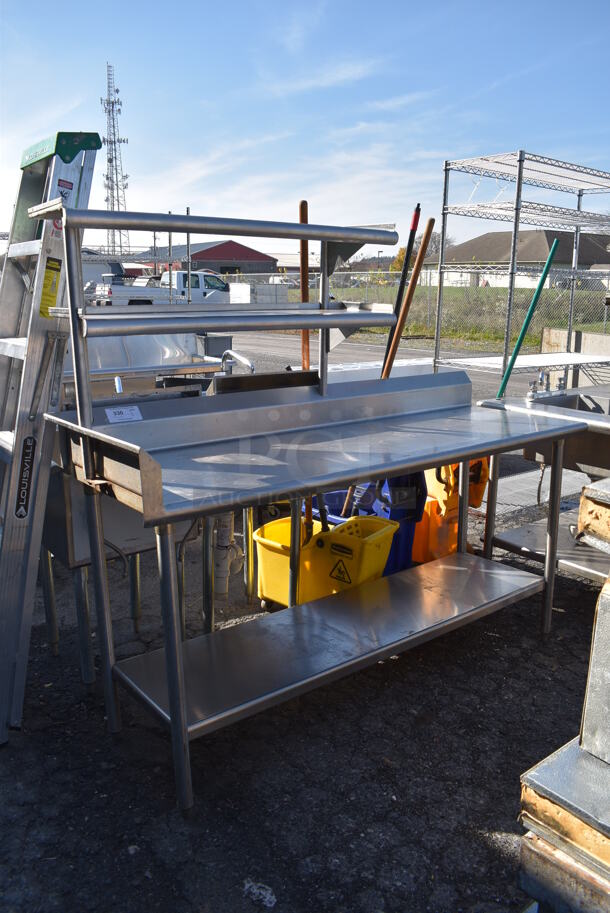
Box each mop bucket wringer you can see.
[254,515,399,607]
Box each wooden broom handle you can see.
[381,217,435,379]
[340,218,435,519]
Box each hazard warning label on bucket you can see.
[329,559,351,584]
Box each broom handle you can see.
[340,218,435,518]
[383,204,420,364]
[382,217,435,379]
[496,237,559,399]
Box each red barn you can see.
[136,240,277,275]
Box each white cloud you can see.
[113,136,441,257]
[367,91,434,111]
[275,2,326,54]
[328,121,393,143]
[265,59,380,97]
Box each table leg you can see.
[156,523,193,811]
[72,566,95,684]
[40,548,59,657]
[457,460,469,553]
[176,544,186,640]
[243,507,255,600]
[202,516,214,634]
[288,499,302,607]
[128,554,141,634]
[542,439,564,634]
[483,454,500,559]
[84,487,121,732]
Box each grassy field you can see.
[304,282,610,350]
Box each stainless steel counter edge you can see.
[46,407,587,527]
[479,397,610,431]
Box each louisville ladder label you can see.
[39,257,62,318]
[15,436,37,518]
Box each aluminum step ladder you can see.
[0,132,101,742]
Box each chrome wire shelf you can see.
[447,151,610,195]
[433,149,610,374]
[446,200,610,234]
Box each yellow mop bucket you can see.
[254,515,399,607]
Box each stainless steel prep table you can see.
[39,202,587,810]
[480,392,610,583]
[47,371,586,810]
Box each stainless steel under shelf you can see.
[493,509,610,584]
[114,553,544,739]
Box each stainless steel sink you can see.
[481,384,610,477]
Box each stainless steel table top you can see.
[49,372,586,525]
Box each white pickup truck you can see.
[92,270,230,307]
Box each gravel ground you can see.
[0,505,597,913]
[0,338,597,913]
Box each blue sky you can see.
[1,0,609,257]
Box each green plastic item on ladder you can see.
[496,237,559,400]
[21,132,102,169]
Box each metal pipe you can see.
[300,200,310,370]
[64,228,93,428]
[221,350,254,374]
[40,548,58,657]
[542,438,564,635]
[433,163,450,370]
[155,524,193,811]
[176,544,186,640]
[168,212,173,309]
[186,206,191,306]
[288,499,301,607]
[243,507,255,600]
[565,190,583,386]
[72,566,95,684]
[457,460,469,553]
[483,454,500,559]
[501,150,525,375]
[50,207,399,246]
[202,516,214,634]
[63,225,98,502]
[318,242,329,396]
[128,553,141,633]
[82,310,395,338]
[84,487,121,732]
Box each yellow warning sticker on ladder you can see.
[40,257,61,318]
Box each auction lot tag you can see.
[104,404,143,424]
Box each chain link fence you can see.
[435,267,610,356]
[227,268,610,354]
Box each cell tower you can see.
[101,63,130,255]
